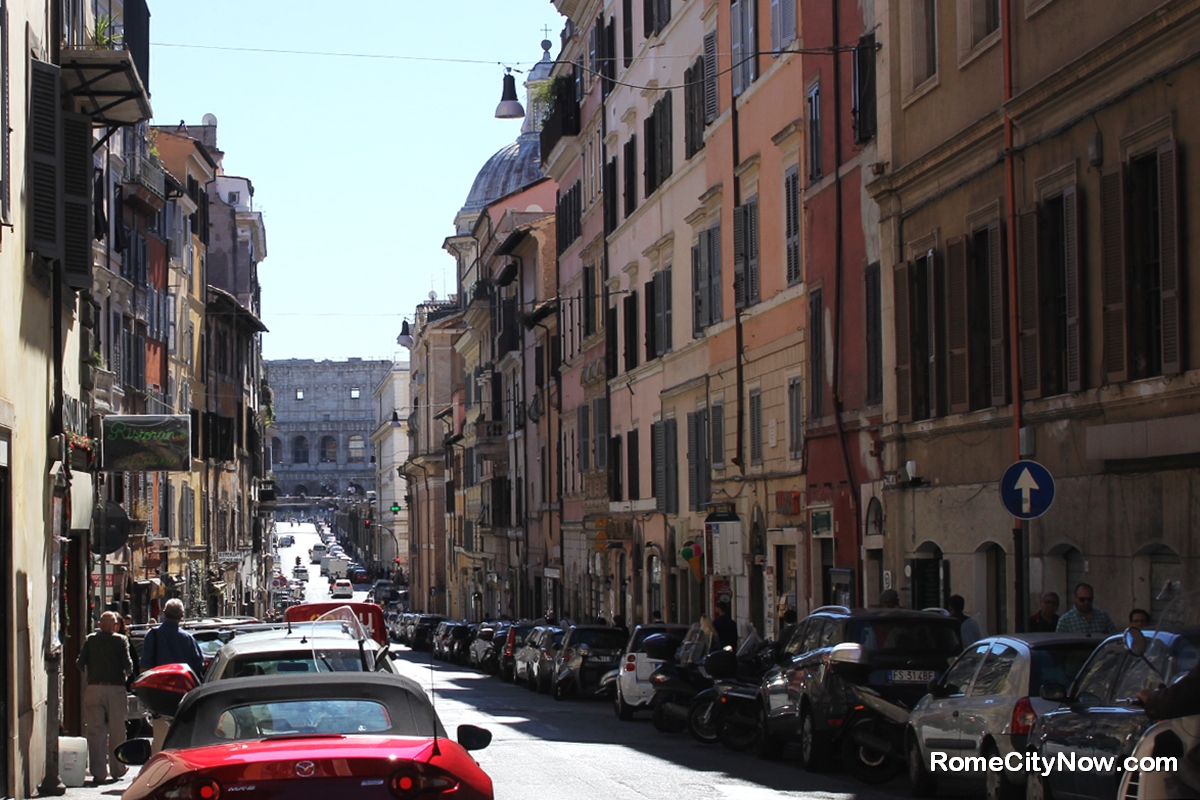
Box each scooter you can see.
[711,634,780,752]
[1117,715,1200,799]
[648,624,715,734]
[840,682,910,783]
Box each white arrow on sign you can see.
[1014,468,1040,515]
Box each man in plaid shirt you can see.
[1056,582,1117,635]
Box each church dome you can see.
[459,131,543,217]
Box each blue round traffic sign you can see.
[1000,460,1055,519]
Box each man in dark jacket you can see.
[141,598,203,751]
[712,601,738,651]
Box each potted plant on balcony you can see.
[92,13,122,49]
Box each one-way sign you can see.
[1000,460,1055,519]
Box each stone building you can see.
[266,359,391,500]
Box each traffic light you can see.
[390,503,401,513]
[364,520,371,528]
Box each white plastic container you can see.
[59,736,88,787]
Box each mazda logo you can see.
[294,761,316,778]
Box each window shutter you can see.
[987,219,1008,407]
[711,404,725,467]
[925,253,945,418]
[660,92,673,181]
[1062,186,1083,392]
[733,204,747,308]
[623,0,633,67]
[657,0,670,32]
[683,64,695,156]
[0,2,9,223]
[1016,207,1041,399]
[665,418,679,513]
[810,290,824,418]
[662,268,673,350]
[604,156,617,233]
[731,0,744,97]
[692,240,704,336]
[945,236,969,413]
[579,404,590,472]
[608,435,621,500]
[698,408,710,504]
[653,421,666,512]
[686,412,699,511]
[865,264,883,404]
[781,0,796,46]
[771,0,781,52]
[624,135,637,217]
[1099,164,1128,383]
[1157,142,1182,376]
[789,378,803,458]
[535,345,545,387]
[595,397,608,471]
[644,0,655,38]
[746,0,758,83]
[747,198,760,303]
[785,167,801,284]
[624,291,638,372]
[168,290,177,355]
[644,278,656,361]
[63,116,94,288]
[30,59,62,263]
[709,224,722,323]
[653,272,666,356]
[703,31,718,122]
[750,390,763,464]
[643,113,656,196]
[606,304,619,378]
[894,262,914,423]
[627,428,640,500]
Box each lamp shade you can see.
[396,320,414,347]
[494,73,525,119]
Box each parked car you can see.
[498,622,538,682]
[410,615,448,651]
[552,625,628,700]
[1025,627,1200,800]
[331,578,354,599]
[758,606,963,768]
[469,625,497,669]
[615,623,690,720]
[904,632,1098,799]
[480,623,511,675]
[451,624,479,665]
[514,626,562,687]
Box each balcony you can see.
[122,148,165,203]
[475,419,506,460]
[539,76,580,163]
[92,367,120,413]
[60,0,152,125]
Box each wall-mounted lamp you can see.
[396,320,414,347]
[494,70,525,119]
[903,460,924,488]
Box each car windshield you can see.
[1029,643,1098,696]
[574,629,626,650]
[224,651,366,678]
[214,699,391,741]
[847,619,962,657]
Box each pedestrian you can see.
[114,614,140,691]
[879,589,901,609]
[712,601,738,651]
[76,611,132,785]
[1129,608,1152,629]
[1055,583,1118,635]
[1028,592,1061,632]
[141,598,204,752]
[948,595,983,645]
[651,609,663,623]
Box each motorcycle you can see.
[1117,714,1200,799]
[648,623,715,734]
[710,632,779,752]
[822,641,910,783]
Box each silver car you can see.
[905,632,1098,800]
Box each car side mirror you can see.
[1040,682,1068,702]
[114,738,152,766]
[457,724,492,751]
[1124,627,1146,657]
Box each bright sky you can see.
[148,1,561,361]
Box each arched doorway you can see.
[292,436,309,464]
[319,436,337,463]
[910,543,946,610]
[270,437,283,464]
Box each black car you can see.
[759,605,963,767]
[552,625,628,700]
[410,614,447,651]
[1026,627,1200,800]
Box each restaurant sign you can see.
[102,415,191,471]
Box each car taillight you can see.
[624,662,636,671]
[161,778,221,799]
[1011,696,1037,735]
[562,648,573,663]
[389,766,458,798]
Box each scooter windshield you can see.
[309,605,369,673]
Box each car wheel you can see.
[983,743,1020,800]
[527,666,540,692]
[907,731,937,798]
[1026,769,1053,800]
[714,703,761,752]
[615,687,634,722]
[841,717,901,784]
[757,706,786,761]
[799,703,833,772]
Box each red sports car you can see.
[117,673,493,799]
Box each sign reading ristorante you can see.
[102,415,191,471]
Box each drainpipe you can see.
[1000,0,1029,631]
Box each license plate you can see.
[890,670,935,683]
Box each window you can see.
[864,264,883,405]
[653,419,679,514]
[604,155,618,233]
[292,437,309,464]
[684,56,707,159]
[623,291,638,372]
[582,265,597,338]
[609,433,623,500]
[785,167,802,285]
[623,136,638,217]
[730,0,758,97]
[578,405,590,473]
[622,0,634,67]
[692,225,722,335]
[771,0,797,51]
[749,390,763,465]
[227,191,240,204]
[852,35,877,143]
[348,435,366,463]
[627,429,640,500]
[556,181,582,254]
[703,31,718,123]
[969,0,1000,47]
[593,397,608,471]
[607,304,619,379]
[350,387,360,399]
[810,290,824,418]
[711,403,725,468]
[913,0,938,86]
[271,437,283,465]
[644,92,674,197]
[895,250,945,422]
[734,199,759,308]
[788,377,803,459]
[320,436,337,463]
[645,268,673,360]
[807,83,822,181]
[295,389,304,400]
[945,222,1007,412]
[686,409,710,511]
[644,0,670,37]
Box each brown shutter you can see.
[1016,206,1041,399]
[1063,185,1083,392]
[1158,142,1182,376]
[926,252,945,418]
[61,111,94,290]
[1099,164,1128,383]
[988,219,1008,406]
[945,236,969,413]
[894,262,914,423]
[733,204,746,308]
[644,278,656,361]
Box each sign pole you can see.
[1013,522,1026,632]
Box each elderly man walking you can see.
[76,611,133,784]
[141,598,204,752]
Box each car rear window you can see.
[848,619,962,657]
[1029,643,1098,696]
[215,699,391,740]
[223,652,366,678]
[574,629,627,650]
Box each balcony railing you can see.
[122,148,165,200]
[539,75,580,162]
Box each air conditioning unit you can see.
[775,490,801,516]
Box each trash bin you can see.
[59,736,88,787]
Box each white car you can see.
[331,579,354,599]
[291,566,308,582]
[614,624,690,720]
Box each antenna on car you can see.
[429,617,441,757]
